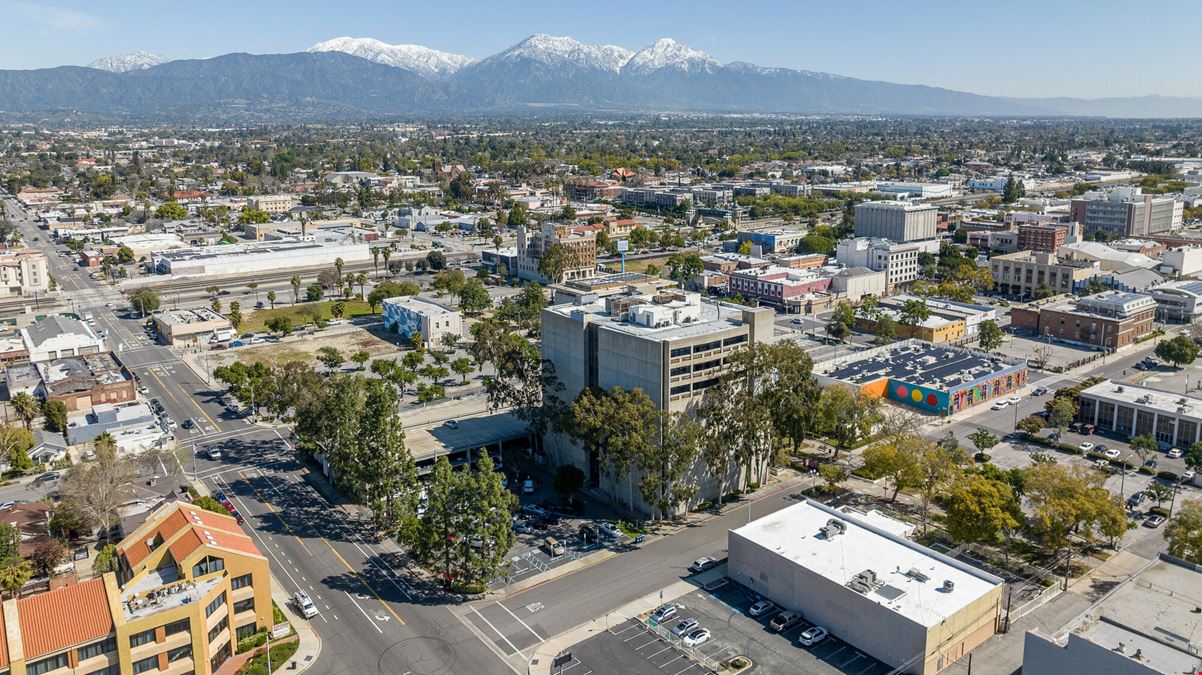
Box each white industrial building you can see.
[728,500,1003,675]
[150,240,379,277]
[381,296,462,345]
[20,316,106,363]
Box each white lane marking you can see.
[343,590,384,634]
[497,601,543,641]
[471,607,524,658]
[633,638,660,651]
[658,654,684,669]
[647,645,673,659]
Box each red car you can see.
[210,344,228,351]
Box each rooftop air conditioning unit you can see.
[906,567,930,583]
[848,580,872,594]
[855,569,878,585]
[942,580,955,592]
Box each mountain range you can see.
[0,34,1199,121]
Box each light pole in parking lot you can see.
[1120,454,1134,502]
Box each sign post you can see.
[616,239,629,273]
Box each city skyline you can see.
[0,0,1200,100]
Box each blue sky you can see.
[1,0,1197,99]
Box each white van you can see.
[212,328,236,342]
[293,591,318,618]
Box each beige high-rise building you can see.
[0,250,49,298]
[515,222,597,283]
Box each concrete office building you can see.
[541,290,774,514]
[829,267,887,302]
[0,500,271,675]
[515,221,598,284]
[1009,291,1156,350]
[1070,187,1183,239]
[1148,280,1202,323]
[382,296,462,345]
[246,194,295,215]
[854,202,938,242]
[989,251,1096,298]
[0,250,49,298]
[815,340,1028,416]
[837,237,939,290]
[1157,246,1202,278]
[152,308,232,346]
[1078,380,1202,448]
[728,499,1004,675]
[1024,555,1202,675]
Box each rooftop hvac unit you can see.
[906,567,930,583]
[820,518,847,539]
[854,569,878,586]
[942,580,955,592]
[848,580,872,595]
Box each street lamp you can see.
[1119,454,1135,503]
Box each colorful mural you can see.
[947,366,1028,415]
[887,380,949,413]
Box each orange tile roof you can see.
[167,528,205,564]
[121,504,249,569]
[17,578,114,660]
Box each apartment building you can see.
[382,296,462,345]
[515,222,598,284]
[854,201,938,242]
[1010,291,1156,350]
[989,251,1095,298]
[541,290,774,515]
[0,250,49,298]
[836,237,938,290]
[1070,187,1183,239]
[245,195,295,215]
[1016,223,1072,253]
[726,266,832,309]
[0,501,271,675]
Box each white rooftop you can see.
[382,295,458,316]
[731,500,1002,627]
[1081,380,1202,419]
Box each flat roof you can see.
[732,500,1001,627]
[818,340,1024,391]
[1081,380,1202,418]
[381,295,458,316]
[547,295,749,342]
[155,307,225,325]
[567,272,658,289]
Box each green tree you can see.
[666,252,704,286]
[553,465,585,501]
[92,543,117,575]
[818,464,848,494]
[116,245,134,264]
[265,316,292,336]
[458,279,491,315]
[1023,462,1126,552]
[1155,335,1200,369]
[495,282,548,333]
[227,301,242,332]
[538,243,572,283]
[913,438,969,533]
[815,386,882,459]
[1165,501,1202,565]
[290,275,302,304]
[978,319,1004,353]
[1017,415,1046,436]
[356,380,419,535]
[0,557,32,598]
[192,495,228,515]
[1048,397,1077,436]
[874,315,897,345]
[1032,283,1055,300]
[898,298,931,326]
[351,350,371,370]
[42,400,67,433]
[10,393,39,430]
[59,433,137,543]
[432,268,467,298]
[266,290,277,309]
[451,357,473,384]
[0,426,34,473]
[306,283,323,302]
[1129,433,1158,466]
[426,250,447,271]
[967,428,999,456]
[154,201,188,221]
[237,207,271,224]
[945,475,1021,545]
[316,346,344,371]
[863,437,921,502]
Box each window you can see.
[130,628,156,648]
[85,666,119,675]
[206,593,227,617]
[233,598,255,614]
[192,555,225,578]
[168,645,193,663]
[208,622,225,643]
[722,334,747,347]
[669,384,691,396]
[164,618,190,636]
[78,637,117,660]
[231,573,253,590]
[236,623,259,640]
[28,654,69,675]
[693,340,721,354]
[669,346,690,358]
[132,656,159,674]
[669,365,690,377]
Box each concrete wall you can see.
[1023,632,1163,675]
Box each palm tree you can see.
[248,281,259,304]
[10,392,39,430]
[381,247,392,277]
[0,558,32,598]
[334,257,345,284]
[290,275,301,305]
[266,290,276,309]
[371,248,380,278]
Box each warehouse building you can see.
[151,240,379,277]
[382,296,461,345]
[153,308,232,346]
[815,340,1028,415]
[729,500,1004,675]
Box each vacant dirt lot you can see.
[206,327,402,369]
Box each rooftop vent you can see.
[906,567,930,583]
[942,580,955,592]
[854,569,878,586]
[848,579,872,595]
[820,518,847,539]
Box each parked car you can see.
[1079,442,1094,451]
[520,504,548,518]
[522,477,536,494]
[690,557,718,573]
[1103,448,1121,459]
[228,340,245,348]
[798,626,829,647]
[748,599,776,617]
[1145,459,1159,470]
[682,628,711,647]
[1167,447,1183,459]
[164,417,177,429]
[1144,515,1166,528]
[293,591,319,618]
[670,617,699,637]
[1182,469,1196,483]
[1032,386,1048,396]
[599,522,622,539]
[770,611,803,632]
[34,471,60,483]
[210,344,228,351]
[513,520,533,535]
[990,401,1009,411]
[444,419,459,429]
[650,604,678,624]
[578,523,599,544]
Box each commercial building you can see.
[152,308,232,346]
[1157,245,1202,278]
[815,340,1028,415]
[1078,380,1202,447]
[1024,555,1202,675]
[854,202,938,242]
[829,267,887,303]
[548,272,673,305]
[1017,222,1073,253]
[66,401,165,451]
[701,253,770,273]
[564,180,623,202]
[0,250,49,298]
[1058,241,1158,273]
[19,316,107,363]
[1148,280,1202,323]
[620,187,693,209]
[886,295,997,336]
[542,290,774,514]
[1009,291,1156,350]
[836,237,939,290]
[381,296,462,345]
[515,221,598,284]
[0,500,271,675]
[151,240,379,277]
[726,266,832,309]
[989,251,1095,298]
[728,499,1003,675]
[856,309,966,344]
[735,229,805,254]
[245,194,295,215]
[874,181,955,199]
[1070,187,1183,239]
[6,352,135,412]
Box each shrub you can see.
[236,630,267,654]
[974,453,991,463]
[1138,466,1155,475]
[450,581,487,595]
[1156,470,1180,482]
[238,640,299,675]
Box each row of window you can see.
[206,593,227,618]
[193,554,225,579]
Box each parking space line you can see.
[624,629,649,643]
[612,624,642,636]
[471,607,524,658]
[646,645,674,659]
[857,659,880,675]
[634,637,661,651]
[658,654,684,669]
[671,664,698,675]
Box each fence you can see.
[640,616,723,674]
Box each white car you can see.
[1079,442,1094,451]
[799,626,828,647]
[682,628,711,647]
[748,599,776,617]
[990,401,1009,411]
[599,522,622,539]
[1103,448,1121,459]
[293,591,318,618]
[1167,448,1184,459]
[1182,469,1195,482]
[1007,396,1021,405]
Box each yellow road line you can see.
[322,536,406,626]
[237,470,312,555]
[142,364,222,430]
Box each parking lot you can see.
[570,577,893,675]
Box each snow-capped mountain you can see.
[307,36,473,79]
[87,51,170,73]
[487,34,633,73]
[624,38,720,74]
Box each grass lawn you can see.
[242,299,376,333]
